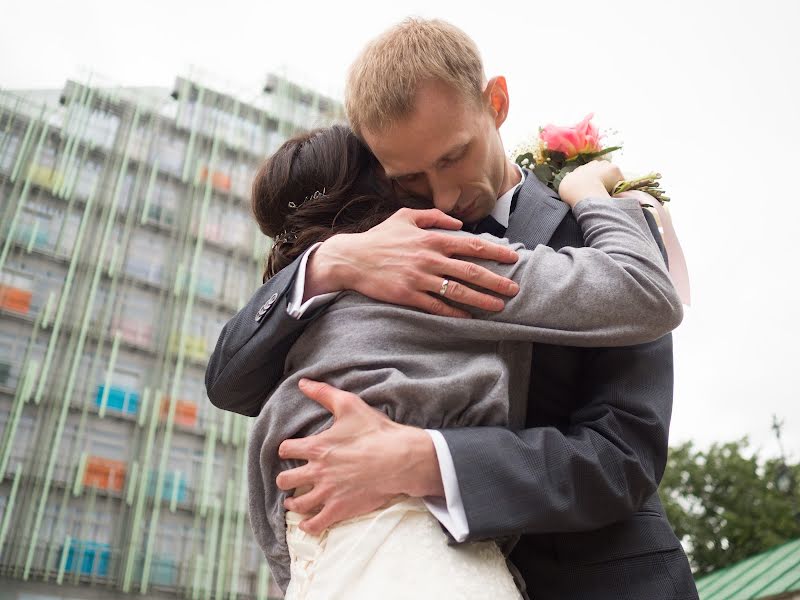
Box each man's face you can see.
[362,80,508,224]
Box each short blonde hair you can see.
[345,18,486,137]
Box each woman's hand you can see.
[558,160,624,208]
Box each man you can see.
[206,18,698,599]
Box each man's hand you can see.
[558,160,624,208]
[304,208,520,318]
[276,379,444,535]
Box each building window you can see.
[0,131,21,174]
[124,230,166,287]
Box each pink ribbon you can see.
[615,190,691,306]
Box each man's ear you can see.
[483,76,509,127]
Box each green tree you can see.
[659,438,800,576]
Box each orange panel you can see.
[198,166,231,192]
[211,172,231,191]
[0,286,32,314]
[160,397,198,427]
[84,456,127,492]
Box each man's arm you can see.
[439,332,674,540]
[300,208,520,313]
[205,256,323,417]
[205,209,520,416]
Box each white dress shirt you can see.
[286,165,526,541]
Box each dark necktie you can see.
[472,213,506,237]
[471,187,522,237]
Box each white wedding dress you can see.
[283,496,523,600]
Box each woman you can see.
[246,125,682,599]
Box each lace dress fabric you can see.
[283,496,522,600]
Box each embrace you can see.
[205,18,699,600]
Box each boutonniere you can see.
[511,113,669,204]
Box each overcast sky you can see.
[3,0,799,460]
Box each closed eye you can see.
[440,157,459,168]
[438,145,469,169]
[396,173,422,184]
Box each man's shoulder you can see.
[544,208,585,251]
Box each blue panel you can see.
[61,540,111,576]
[94,385,140,415]
[196,279,216,298]
[145,470,187,503]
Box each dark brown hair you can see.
[251,124,421,282]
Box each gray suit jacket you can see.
[207,174,698,599]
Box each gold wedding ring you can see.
[439,279,450,296]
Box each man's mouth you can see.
[452,200,475,220]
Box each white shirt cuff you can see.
[422,429,469,542]
[286,242,338,319]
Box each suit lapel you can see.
[505,168,569,248]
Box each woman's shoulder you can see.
[326,290,426,314]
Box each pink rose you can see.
[539,113,602,158]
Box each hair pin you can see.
[273,230,297,245]
[288,187,327,209]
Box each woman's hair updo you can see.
[251,124,411,282]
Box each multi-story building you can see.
[0,72,345,600]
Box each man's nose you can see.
[429,175,460,214]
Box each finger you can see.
[434,234,519,264]
[422,275,505,312]
[439,257,519,297]
[297,379,349,416]
[404,291,472,319]
[284,486,327,514]
[278,435,321,461]
[407,208,463,231]
[276,463,317,491]
[299,503,344,536]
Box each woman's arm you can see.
[448,196,683,346]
